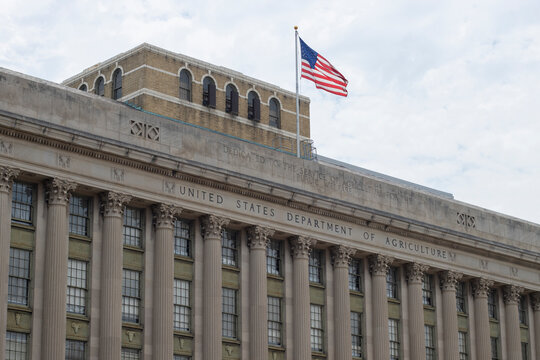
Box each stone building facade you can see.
[0,44,539,360]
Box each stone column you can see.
[290,236,314,360]
[41,178,77,360]
[99,192,132,360]
[152,204,181,360]
[247,226,275,360]
[368,254,394,360]
[472,278,494,360]
[0,167,19,360]
[439,270,463,360]
[503,285,524,360]
[201,215,229,360]
[331,245,355,360]
[531,293,540,359]
[406,262,429,360]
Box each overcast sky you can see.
[2,0,540,224]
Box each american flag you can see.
[299,37,348,97]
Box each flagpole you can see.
[294,26,300,158]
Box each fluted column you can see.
[290,236,314,360]
[201,215,229,360]
[41,178,77,360]
[247,226,275,360]
[99,192,132,360]
[472,278,494,360]
[406,262,429,360]
[331,245,355,360]
[439,270,463,360]
[152,204,182,360]
[368,254,394,360]
[0,167,19,360]
[531,293,540,359]
[503,285,523,360]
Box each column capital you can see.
[405,262,429,284]
[247,225,274,250]
[201,214,229,240]
[368,254,394,276]
[289,236,315,259]
[45,178,77,206]
[439,270,463,291]
[503,285,523,305]
[0,166,20,193]
[530,292,540,311]
[152,204,182,229]
[471,278,494,298]
[330,245,355,267]
[100,192,132,216]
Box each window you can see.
[65,339,86,360]
[266,240,281,276]
[95,76,104,96]
[122,269,141,323]
[121,348,140,360]
[456,282,466,313]
[351,311,363,358]
[11,182,33,225]
[458,331,468,360]
[247,91,260,121]
[225,84,239,115]
[268,296,282,346]
[112,69,122,100]
[69,195,90,237]
[389,319,400,360]
[521,342,528,360]
[5,331,28,360]
[349,259,362,292]
[123,207,143,248]
[490,337,499,360]
[222,288,238,339]
[179,69,192,101]
[174,356,190,360]
[269,98,281,128]
[488,289,498,319]
[66,259,88,315]
[174,219,191,257]
[309,250,323,284]
[8,248,31,306]
[519,296,527,325]
[174,279,191,332]
[79,84,87,92]
[202,76,216,108]
[425,325,436,360]
[386,267,398,299]
[221,229,238,267]
[422,274,434,306]
[310,304,324,352]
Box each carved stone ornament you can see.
[330,245,355,267]
[200,214,229,240]
[368,254,394,276]
[503,285,523,305]
[0,166,20,193]
[100,191,132,216]
[530,292,540,312]
[71,322,81,334]
[289,236,314,259]
[45,178,77,205]
[405,262,429,284]
[152,203,182,229]
[247,225,275,250]
[471,278,494,298]
[439,270,463,291]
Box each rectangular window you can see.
[519,297,527,325]
[174,356,190,360]
[389,319,400,360]
[456,282,466,313]
[8,248,31,306]
[309,250,323,284]
[422,274,434,306]
[386,267,398,299]
[122,269,141,323]
[268,296,282,346]
[121,348,140,360]
[222,288,238,339]
[490,337,499,360]
[458,331,468,360]
[69,195,90,237]
[65,339,86,359]
[310,304,324,352]
[5,331,28,359]
[351,311,363,358]
[425,325,436,360]
[266,240,281,276]
[221,229,238,267]
[521,342,528,360]
[174,279,191,332]
[349,259,362,292]
[11,182,33,225]
[123,207,143,248]
[488,289,498,319]
[66,259,88,315]
[174,219,191,257]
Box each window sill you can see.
[423,305,435,311]
[267,273,284,281]
[174,254,194,262]
[174,330,194,338]
[69,234,92,242]
[11,222,35,231]
[123,245,145,253]
[66,313,89,322]
[388,298,401,304]
[222,338,241,345]
[311,351,327,358]
[309,282,325,289]
[269,345,285,352]
[122,323,143,330]
[350,290,364,296]
[7,304,32,313]
[222,265,240,272]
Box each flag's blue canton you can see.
[299,38,318,69]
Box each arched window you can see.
[95,77,104,96]
[179,69,192,101]
[112,69,122,100]
[79,84,87,92]
[226,84,238,115]
[269,98,281,128]
[202,77,216,108]
[247,91,260,121]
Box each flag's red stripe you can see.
[302,65,347,89]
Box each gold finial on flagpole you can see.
[294,26,298,30]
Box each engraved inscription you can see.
[111,168,125,182]
[57,154,71,169]
[457,212,476,229]
[0,140,13,155]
